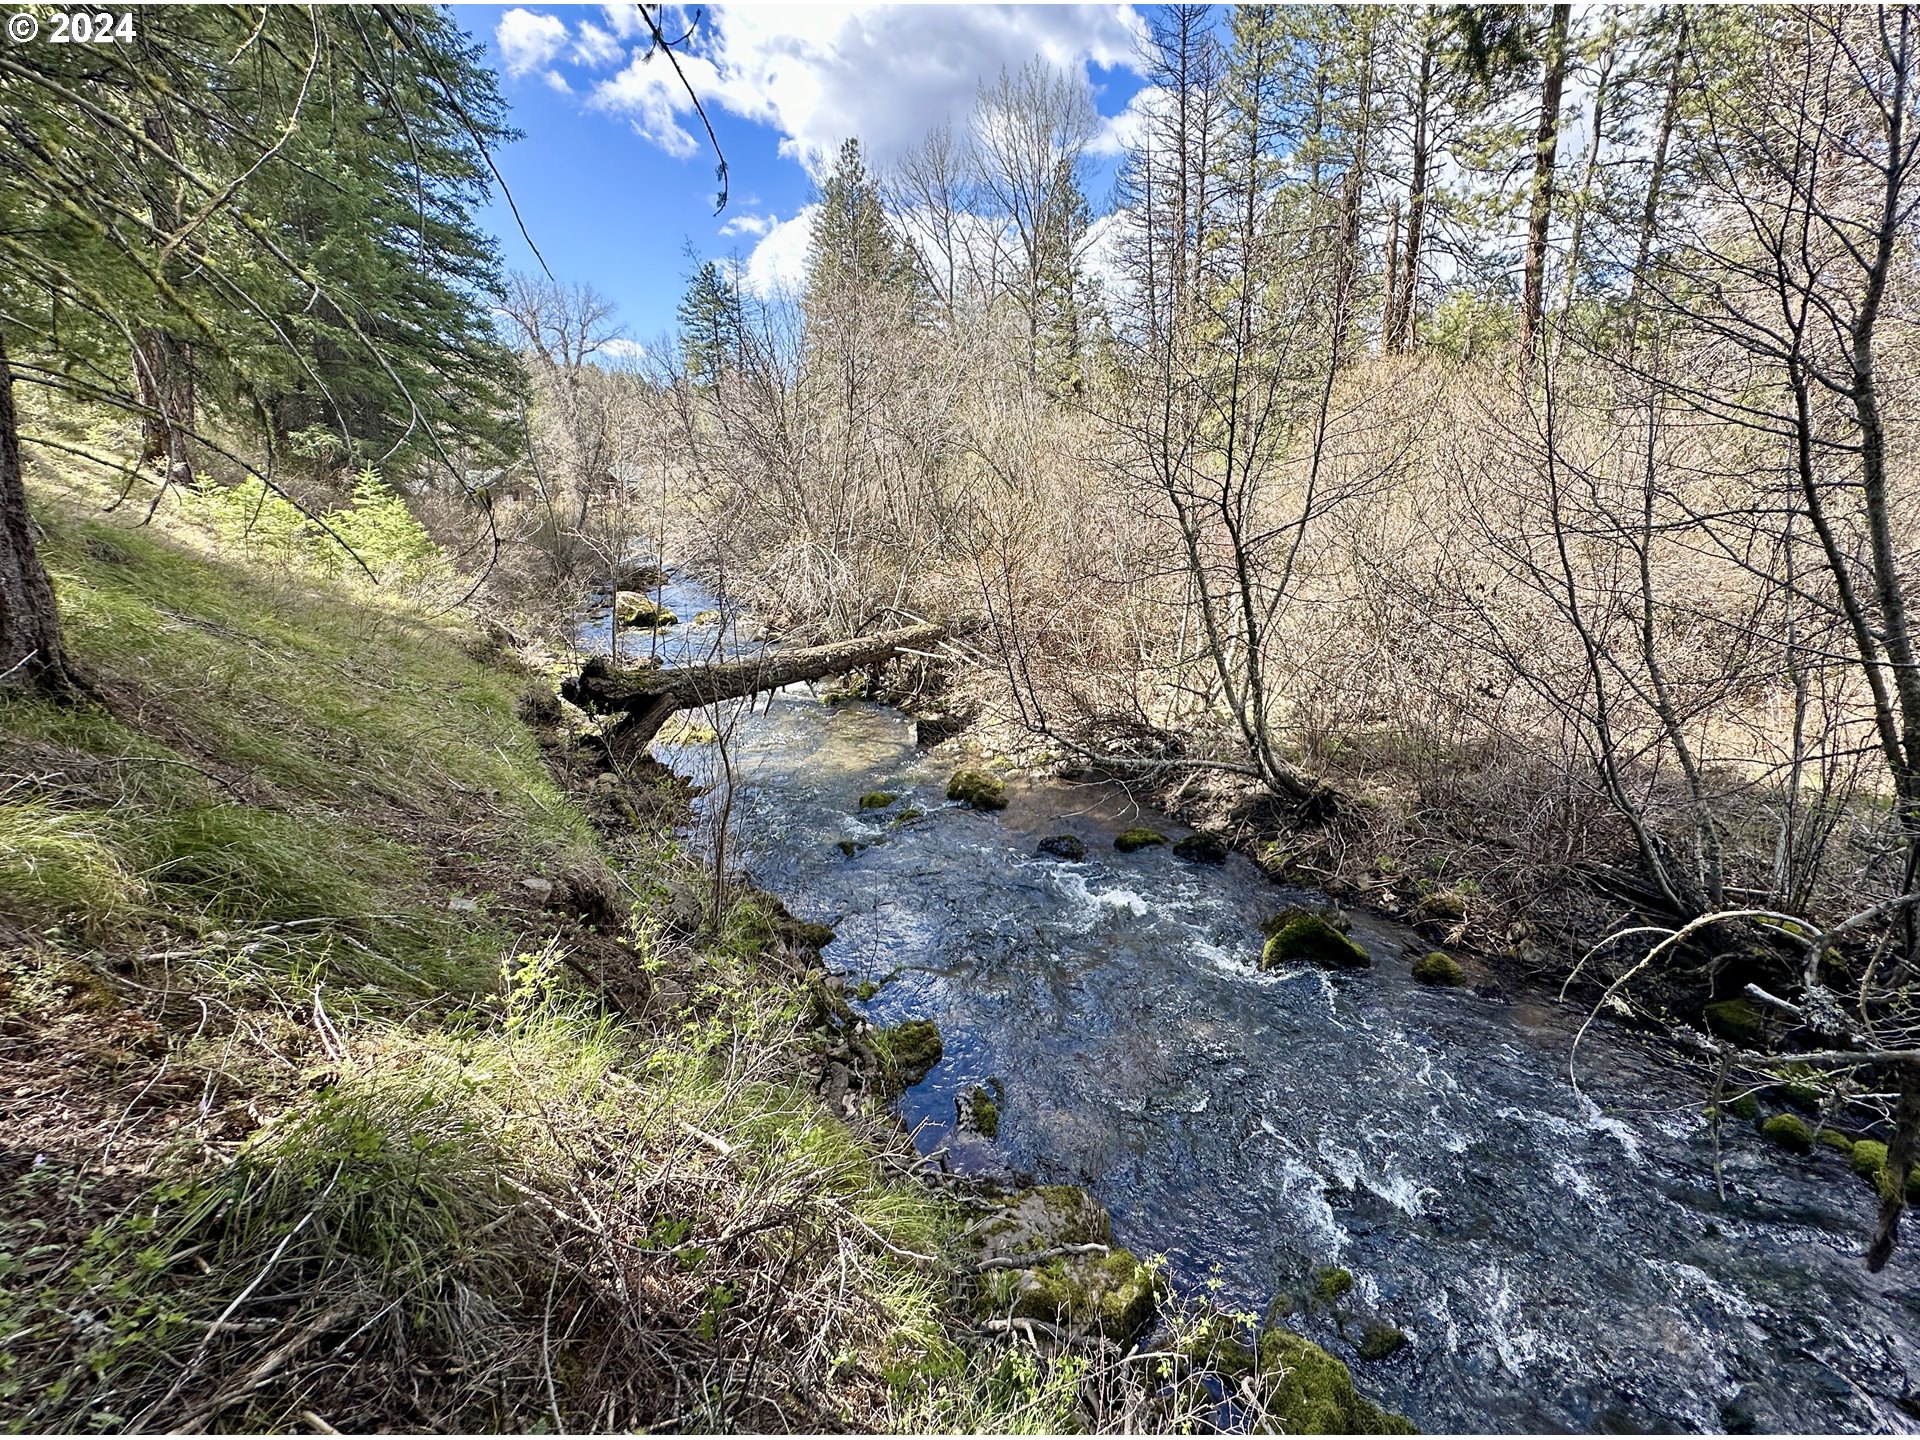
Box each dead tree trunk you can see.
[563,621,958,746]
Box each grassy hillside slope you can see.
[0,483,972,1432]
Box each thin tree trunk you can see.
[1558,29,1615,328]
[0,324,77,698]
[1520,4,1572,360]
[1625,11,1690,340]
[1391,43,1433,353]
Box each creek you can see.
[594,578,1920,1434]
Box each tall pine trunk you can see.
[1519,4,1571,360]
[0,324,77,697]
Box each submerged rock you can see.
[1037,834,1087,861]
[1411,951,1464,986]
[1114,827,1168,853]
[1172,832,1230,864]
[1261,909,1370,970]
[857,790,898,810]
[946,768,1008,810]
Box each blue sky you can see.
[456,4,1151,349]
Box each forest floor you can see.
[0,473,1412,1434]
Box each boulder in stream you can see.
[1176,1317,1415,1433]
[1411,951,1464,986]
[1261,908,1371,970]
[1037,834,1087,861]
[614,590,678,627]
[1172,832,1230,864]
[1114,827,1168,853]
[947,768,1008,810]
[875,1018,943,1094]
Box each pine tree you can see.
[1030,158,1092,392]
[0,7,522,693]
[678,261,743,387]
[805,139,912,299]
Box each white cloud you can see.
[589,4,1147,176]
[599,337,648,365]
[496,7,568,77]
[744,207,818,297]
[573,20,625,69]
[1090,82,1162,159]
[719,213,775,239]
[587,43,722,159]
[543,68,573,94]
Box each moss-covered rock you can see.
[1037,834,1087,861]
[1759,1112,1815,1154]
[894,807,924,824]
[1357,1320,1408,1362]
[1312,1265,1354,1302]
[1114,827,1169,853]
[1416,889,1468,923]
[875,1019,943,1094]
[1846,1140,1920,1201]
[1411,951,1464,986]
[857,791,898,810]
[691,609,723,625]
[966,1185,1111,1259]
[946,769,1007,810]
[1851,1138,1889,1179]
[1172,832,1230,865]
[1262,911,1370,971]
[962,1085,1000,1138]
[981,1248,1162,1342]
[1255,1328,1418,1434]
[835,839,867,858]
[1704,998,1764,1044]
[1817,1126,1855,1154]
[1725,1092,1761,1120]
[613,590,677,627]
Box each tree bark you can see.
[1625,11,1689,341]
[1519,4,1571,361]
[564,622,960,745]
[0,324,77,697]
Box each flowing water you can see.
[593,580,1920,1434]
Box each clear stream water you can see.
[594,581,1920,1434]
